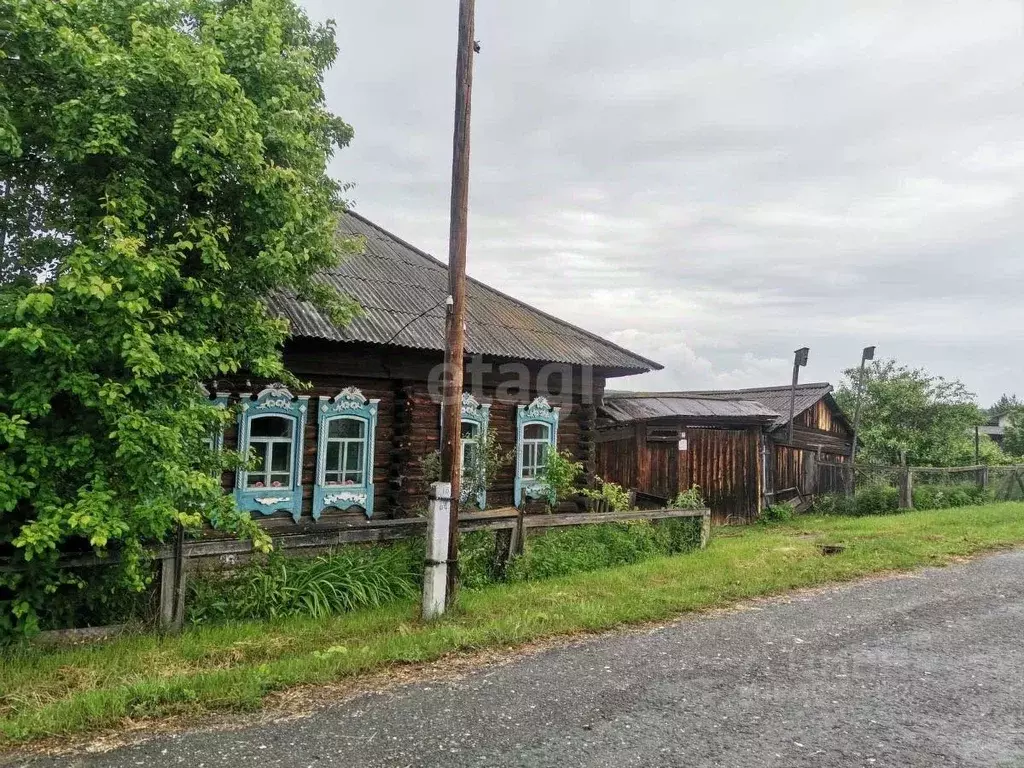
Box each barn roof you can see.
[628,383,844,431]
[600,393,779,426]
[268,211,662,374]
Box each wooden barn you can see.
[596,393,778,523]
[679,384,854,504]
[212,210,662,527]
[595,383,854,522]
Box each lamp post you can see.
[787,347,810,446]
[850,345,875,470]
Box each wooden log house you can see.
[212,211,662,527]
[595,383,854,522]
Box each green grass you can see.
[2,502,1024,748]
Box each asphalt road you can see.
[21,550,1024,768]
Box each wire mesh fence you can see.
[987,466,1024,502]
[811,461,1023,515]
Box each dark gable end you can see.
[268,210,662,375]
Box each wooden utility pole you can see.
[440,0,477,608]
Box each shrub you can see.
[580,478,633,512]
[853,485,900,516]
[540,449,584,507]
[761,504,794,524]
[671,485,706,510]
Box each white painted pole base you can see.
[422,482,452,620]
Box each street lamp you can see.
[850,345,876,470]
[787,347,810,446]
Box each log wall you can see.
[217,340,608,524]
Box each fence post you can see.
[979,465,989,492]
[700,509,711,549]
[491,527,515,581]
[159,525,186,633]
[899,468,914,510]
[422,482,452,620]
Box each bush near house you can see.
[811,483,993,517]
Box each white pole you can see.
[422,482,452,620]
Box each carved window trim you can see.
[313,387,380,520]
[234,385,309,523]
[459,393,491,510]
[514,396,560,506]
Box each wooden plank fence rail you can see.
[2,506,712,634]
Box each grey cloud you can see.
[307,0,1023,402]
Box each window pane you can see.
[251,442,267,472]
[326,441,340,471]
[251,416,293,438]
[522,444,536,477]
[329,418,364,439]
[523,423,549,440]
[270,443,291,473]
[461,421,478,440]
[345,442,363,472]
[463,442,478,468]
[269,474,290,487]
[325,471,341,484]
[536,442,549,466]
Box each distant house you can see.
[979,413,1015,447]
[213,210,661,526]
[596,383,853,522]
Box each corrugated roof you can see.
[600,394,779,425]
[607,383,840,430]
[269,211,661,373]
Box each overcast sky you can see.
[301,0,1023,404]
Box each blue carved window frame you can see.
[198,385,229,456]
[459,393,491,510]
[234,385,309,523]
[514,397,560,506]
[313,387,380,520]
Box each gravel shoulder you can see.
[13,550,1024,767]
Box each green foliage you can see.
[580,477,633,512]
[812,487,897,516]
[761,504,794,524]
[420,428,513,510]
[462,427,514,510]
[506,519,701,582]
[187,546,419,624]
[813,482,994,517]
[540,449,584,507]
[1002,408,1024,457]
[912,484,993,511]
[671,485,706,510]
[0,0,359,639]
[834,358,985,467]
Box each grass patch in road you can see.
[2,502,1024,748]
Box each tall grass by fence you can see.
[810,460,1024,516]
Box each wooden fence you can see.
[2,506,711,635]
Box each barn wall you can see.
[682,428,763,524]
[596,434,639,491]
[597,423,765,524]
[218,340,606,525]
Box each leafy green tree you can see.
[987,394,1022,423]
[834,358,989,467]
[1002,409,1024,457]
[0,0,359,638]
